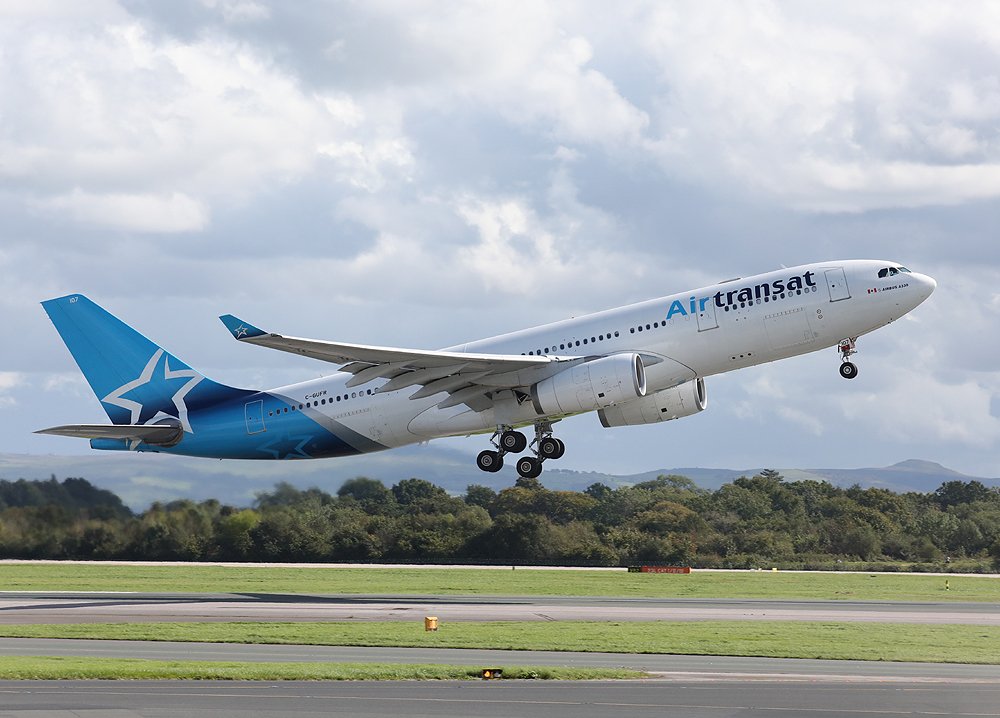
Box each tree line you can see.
[1,472,998,571]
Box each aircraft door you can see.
[825,268,851,302]
[245,399,266,435]
[696,300,718,331]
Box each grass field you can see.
[0,656,642,681]
[4,620,998,664]
[2,563,998,601]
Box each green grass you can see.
[0,656,643,681]
[4,620,999,664]
[2,563,998,601]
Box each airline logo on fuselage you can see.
[665,271,818,319]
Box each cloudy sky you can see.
[2,0,999,480]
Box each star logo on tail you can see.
[101,349,204,433]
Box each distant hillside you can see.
[0,450,995,510]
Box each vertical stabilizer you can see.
[41,294,249,431]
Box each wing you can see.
[35,423,183,445]
[219,314,577,412]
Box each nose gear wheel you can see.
[838,338,859,379]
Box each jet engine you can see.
[531,353,646,416]
[598,377,707,427]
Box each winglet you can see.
[219,314,267,340]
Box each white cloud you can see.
[38,190,209,233]
[383,0,650,148]
[837,370,1000,448]
[199,0,270,23]
[0,14,411,232]
[0,372,23,408]
[317,138,415,192]
[636,1,1000,210]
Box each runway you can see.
[1,591,997,717]
[2,592,999,624]
[1,679,998,718]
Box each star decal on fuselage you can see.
[256,432,314,459]
[101,348,204,433]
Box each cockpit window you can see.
[879,266,911,279]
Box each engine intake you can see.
[598,377,707,427]
[531,354,646,416]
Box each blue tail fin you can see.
[42,294,250,431]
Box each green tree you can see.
[337,477,396,514]
[464,484,497,510]
[392,478,448,506]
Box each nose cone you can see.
[913,272,937,303]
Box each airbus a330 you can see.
[38,260,935,479]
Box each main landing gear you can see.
[838,337,859,379]
[476,422,565,478]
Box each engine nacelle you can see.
[598,377,707,427]
[531,354,646,416]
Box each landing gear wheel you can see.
[538,436,562,459]
[550,438,566,460]
[499,430,527,454]
[477,450,504,473]
[839,361,858,380]
[516,456,543,479]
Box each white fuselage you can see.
[265,259,935,449]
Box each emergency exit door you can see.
[245,400,266,434]
[825,268,851,302]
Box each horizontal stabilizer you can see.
[34,423,183,446]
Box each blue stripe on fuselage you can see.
[118,392,369,460]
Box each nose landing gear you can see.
[475,421,565,478]
[838,338,858,379]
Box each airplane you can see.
[37,259,935,479]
